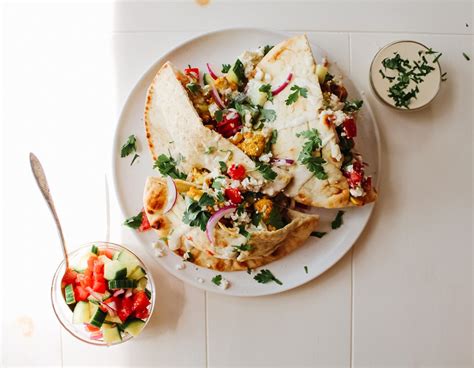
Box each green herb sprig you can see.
[154,154,187,180]
[285,85,308,105]
[296,129,328,180]
[254,269,282,285]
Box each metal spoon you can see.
[30,153,70,270]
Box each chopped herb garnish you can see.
[182,194,215,231]
[311,231,327,238]
[221,64,231,73]
[216,191,225,202]
[441,72,448,82]
[264,129,278,153]
[285,85,308,105]
[215,110,224,123]
[212,275,222,286]
[343,99,363,113]
[153,154,187,180]
[260,108,276,123]
[232,59,246,83]
[256,162,277,181]
[296,129,327,180]
[218,161,227,174]
[198,193,215,207]
[304,266,308,274]
[268,207,285,230]
[238,224,250,238]
[259,84,273,102]
[463,52,470,61]
[251,212,263,227]
[123,211,142,229]
[254,269,282,285]
[186,83,199,94]
[262,45,274,56]
[205,146,216,154]
[130,153,140,166]
[211,177,223,190]
[331,210,345,229]
[120,135,137,158]
[233,244,254,252]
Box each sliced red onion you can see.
[101,302,117,317]
[163,176,177,214]
[271,158,295,166]
[205,205,237,245]
[113,289,125,297]
[85,287,104,301]
[272,73,293,96]
[90,331,103,340]
[206,63,218,80]
[211,83,225,109]
[125,289,133,298]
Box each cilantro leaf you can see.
[123,211,142,229]
[253,269,282,285]
[331,210,345,229]
[264,129,278,153]
[130,153,140,166]
[285,85,308,105]
[311,231,327,238]
[238,224,250,238]
[198,193,215,207]
[182,201,211,231]
[221,64,231,73]
[304,266,308,274]
[343,99,363,113]
[267,207,285,230]
[296,129,328,179]
[463,52,470,61]
[205,146,216,154]
[262,45,274,56]
[259,84,273,102]
[214,110,224,123]
[153,154,187,180]
[251,212,263,227]
[260,108,276,123]
[218,161,227,174]
[186,83,199,94]
[233,244,254,252]
[232,59,246,82]
[212,275,222,286]
[256,162,277,181]
[120,135,137,158]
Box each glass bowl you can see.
[51,241,155,346]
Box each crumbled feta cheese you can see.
[333,110,347,126]
[259,152,273,163]
[230,210,251,224]
[175,263,185,270]
[264,73,272,83]
[345,164,354,173]
[230,179,240,189]
[244,111,252,126]
[196,277,204,284]
[220,278,230,290]
[239,50,264,78]
[208,102,219,117]
[154,248,165,257]
[350,186,365,197]
[330,142,342,161]
[241,176,263,191]
[329,94,344,110]
[254,67,264,81]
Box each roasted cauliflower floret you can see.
[238,132,266,158]
[254,197,273,222]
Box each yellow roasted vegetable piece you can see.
[238,132,266,158]
[254,197,273,222]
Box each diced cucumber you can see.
[145,288,152,300]
[316,64,328,84]
[105,313,123,324]
[226,70,239,84]
[91,244,99,254]
[135,277,148,291]
[102,326,122,344]
[89,307,107,328]
[247,80,268,106]
[104,260,127,280]
[123,319,146,337]
[73,252,93,273]
[203,73,214,85]
[64,284,76,305]
[129,266,146,280]
[115,251,139,276]
[98,255,112,264]
[72,301,90,324]
[108,279,137,289]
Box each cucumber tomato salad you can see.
[61,244,152,344]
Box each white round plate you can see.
[112,28,380,297]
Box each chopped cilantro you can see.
[256,162,277,181]
[296,129,328,180]
[331,210,345,229]
[215,110,224,123]
[218,161,227,174]
[211,178,223,190]
[186,83,199,94]
[216,191,225,202]
[251,212,263,226]
[130,153,140,166]
[233,244,254,252]
[254,269,282,285]
[238,224,250,238]
[198,193,215,207]
[262,45,274,56]
[304,266,308,274]
[264,129,278,153]
[311,231,327,238]
[182,194,215,231]
[205,146,216,154]
[260,108,276,123]
[212,275,222,286]
[232,59,246,82]
[123,211,142,229]
[259,84,273,102]
[268,207,285,230]
[221,64,231,73]
[285,85,308,105]
[120,135,137,158]
[153,154,187,180]
[441,72,448,82]
[343,99,363,113]
[463,52,470,61]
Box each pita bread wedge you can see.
[143,177,319,272]
[144,61,291,196]
[250,35,377,207]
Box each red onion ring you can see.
[163,176,177,214]
[211,83,225,109]
[113,289,125,297]
[206,63,218,80]
[272,73,293,96]
[270,158,295,166]
[205,206,237,245]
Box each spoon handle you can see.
[29,153,69,269]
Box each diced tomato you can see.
[134,308,150,320]
[363,176,372,192]
[62,268,78,285]
[228,164,246,181]
[80,271,93,289]
[184,67,200,80]
[348,170,363,188]
[117,296,134,322]
[87,255,97,270]
[132,291,150,313]
[138,210,151,232]
[224,188,243,204]
[98,248,115,259]
[343,117,357,139]
[216,111,242,138]
[84,324,100,332]
[93,260,104,276]
[92,279,107,293]
[74,285,89,302]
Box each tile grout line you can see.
[205,291,209,368]
[104,174,111,243]
[348,31,354,368]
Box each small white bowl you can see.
[369,40,442,111]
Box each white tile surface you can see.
[1,1,473,367]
